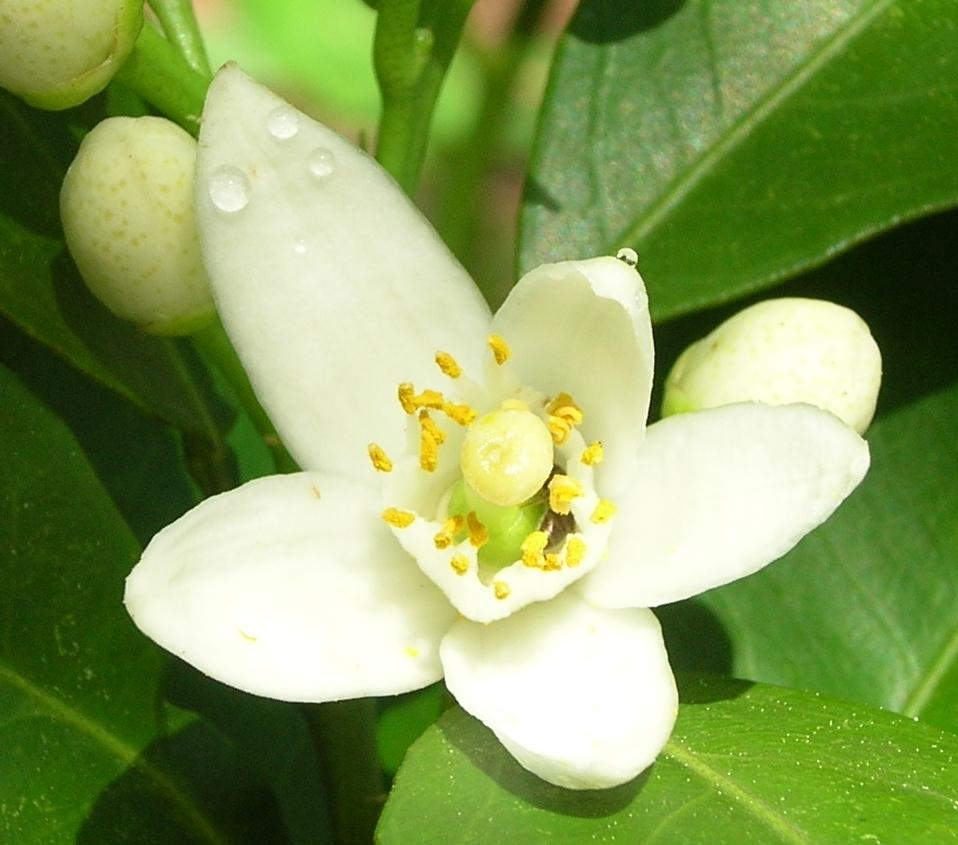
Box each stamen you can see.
[398,382,417,414]
[450,554,469,575]
[487,334,511,365]
[435,351,462,379]
[493,580,511,600]
[521,531,548,568]
[591,499,618,524]
[580,441,604,466]
[466,511,488,548]
[543,553,562,571]
[442,401,477,426]
[546,392,583,421]
[418,410,446,445]
[434,515,465,549]
[548,474,584,515]
[382,507,415,528]
[367,443,393,472]
[420,427,440,472]
[547,415,572,445]
[566,536,587,567]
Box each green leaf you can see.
[378,677,958,844]
[520,0,958,319]
[0,92,228,440]
[0,363,270,843]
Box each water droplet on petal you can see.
[208,166,251,213]
[615,247,638,267]
[308,147,336,179]
[293,239,307,255]
[267,106,299,140]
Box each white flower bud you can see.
[0,0,143,110]
[663,298,881,434]
[60,116,214,336]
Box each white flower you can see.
[124,66,870,790]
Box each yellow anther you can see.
[450,554,469,575]
[581,441,604,466]
[566,536,587,567]
[543,553,562,571]
[546,392,582,418]
[382,507,416,528]
[521,531,549,568]
[493,580,511,600]
[398,382,417,414]
[435,351,462,379]
[415,389,445,410]
[548,474,584,515]
[434,515,464,549]
[488,334,511,365]
[442,401,477,426]
[420,428,440,472]
[367,443,393,473]
[591,499,618,524]
[418,410,446,445]
[547,415,572,445]
[466,511,489,549]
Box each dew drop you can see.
[308,147,336,178]
[267,106,299,140]
[615,247,639,267]
[208,166,251,213]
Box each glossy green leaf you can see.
[520,0,958,319]
[0,363,275,843]
[0,92,228,440]
[378,677,958,844]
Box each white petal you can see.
[441,591,677,789]
[579,403,870,609]
[125,472,456,701]
[195,65,491,478]
[491,256,654,497]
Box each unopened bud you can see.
[663,298,881,434]
[0,0,143,110]
[60,116,214,335]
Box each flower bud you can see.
[663,298,881,434]
[60,116,214,335]
[0,0,143,110]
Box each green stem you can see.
[147,0,212,77]
[303,700,384,845]
[115,23,209,135]
[373,0,476,195]
[193,319,298,474]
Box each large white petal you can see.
[491,256,654,497]
[125,472,456,701]
[440,591,677,789]
[579,403,870,609]
[195,65,491,477]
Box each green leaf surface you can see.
[520,0,958,319]
[378,677,958,844]
[0,92,228,441]
[0,363,274,843]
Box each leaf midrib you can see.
[0,660,231,845]
[611,0,897,252]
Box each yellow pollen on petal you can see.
[466,511,489,549]
[487,334,511,365]
[591,499,618,524]
[521,530,548,568]
[382,507,416,528]
[434,515,465,549]
[493,580,511,600]
[420,428,440,472]
[435,351,462,379]
[547,415,572,445]
[450,554,469,575]
[581,441,604,466]
[442,401,477,426]
[566,536,587,567]
[367,443,393,472]
[548,474,584,515]
[418,410,446,445]
[398,382,417,414]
